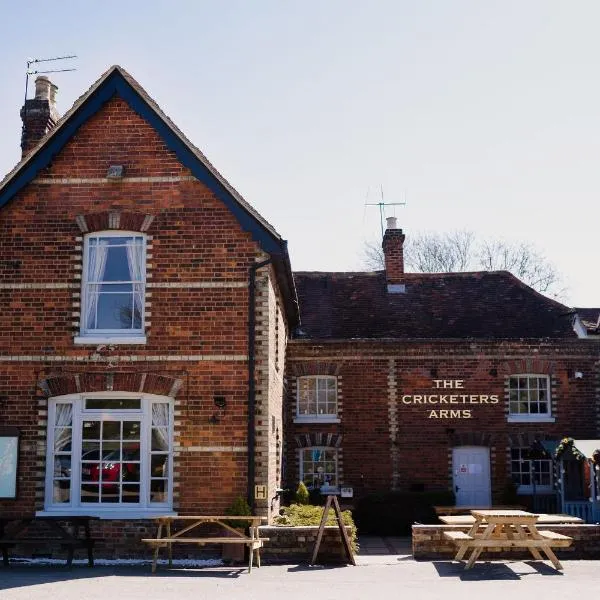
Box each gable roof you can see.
[293,270,578,340]
[0,65,298,323]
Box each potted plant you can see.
[222,496,252,563]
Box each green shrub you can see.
[225,496,252,529]
[274,503,358,553]
[295,481,310,505]
[354,490,455,535]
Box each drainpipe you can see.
[247,258,272,510]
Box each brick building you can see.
[0,67,296,552]
[0,67,599,557]
[285,217,600,512]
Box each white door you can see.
[452,446,491,507]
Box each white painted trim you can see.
[44,393,174,513]
[507,415,556,423]
[80,231,147,337]
[73,336,147,345]
[293,417,341,424]
[36,510,177,519]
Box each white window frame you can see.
[507,374,555,423]
[299,447,339,494]
[510,447,554,495]
[41,392,174,519]
[74,231,147,345]
[294,376,340,423]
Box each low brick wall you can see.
[412,524,600,560]
[259,525,355,564]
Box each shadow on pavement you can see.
[432,560,563,581]
[0,564,248,591]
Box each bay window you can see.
[44,393,172,516]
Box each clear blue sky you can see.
[1,1,599,306]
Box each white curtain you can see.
[85,239,109,329]
[151,403,169,451]
[54,403,73,452]
[126,239,145,328]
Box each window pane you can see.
[122,485,140,503]
[55,404,72,427]
[123,421,141,440]
[123,442,140,461]
[122,462,140,482]
[54,428,72,453]
[151,428,169,451]
[103,422,121,440]
[103,246,132,281]
[151,455,168,478]
[81,442,100,458]
[82,421,101,440]
[96,293,134,329]
[54,456,71,478]
[53,480,70,504]
[150,480,167,503]
[81,463,100,482]
[86,398,141,410]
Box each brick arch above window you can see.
[294,432,342,448]
[498,359,556,376]
[75,211,155,233]
[450,432,492,447]
[289,363,341,377]
[38,372,184,398]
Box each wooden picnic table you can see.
[439,513,584,525]
[142,515,268,573]
[0,515,98,567]
[442,509,573,570]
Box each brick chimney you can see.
[382,216,406,293]
[20,76,60,157]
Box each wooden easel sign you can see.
[310,495,356,566]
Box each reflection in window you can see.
[297,377,337,418]
[300,447,338,491]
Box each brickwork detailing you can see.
[34,176,197,184]
[286,340,598,500]
[0,95,279,526]
[294,433,343,448]
[388,358,399,490]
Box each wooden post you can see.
[310,495,355,566]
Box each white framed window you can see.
[295,376,339,423]
[299,447,338,492]
[510,447,553,494]
[75,231,147,344]
[43,393,173,518]
[507,375,554,423]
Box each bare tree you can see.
[363,230,564,298]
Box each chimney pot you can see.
[20,76,60,157]
[386,216,398,230]
[34,76,52,100]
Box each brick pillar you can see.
[382,217,406,290]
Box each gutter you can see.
[247,258,272,510]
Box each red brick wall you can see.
[0,95,279,551]
[285,339,599,501]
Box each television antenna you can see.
[365,185,406,238]
[24,54,77,105]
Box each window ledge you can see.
[517,487,554,495]
[507,415,555,423]
[294,417,341,424]
[74,335,147,345]
[37,509,175,520]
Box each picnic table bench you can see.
[142,515,268,573]
[0,515,98,567]
[442,510,573,570]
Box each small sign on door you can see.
[459,464,468,473]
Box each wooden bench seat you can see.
[537,531,573,546]
[443,531,474,542]
[141,537,267,545]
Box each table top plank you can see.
[440,513,583,525]
[153,515,266,521]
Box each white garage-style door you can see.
[452,446,491,507]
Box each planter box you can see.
[259,525,355,564]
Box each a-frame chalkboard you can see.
[309,495,356,565]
